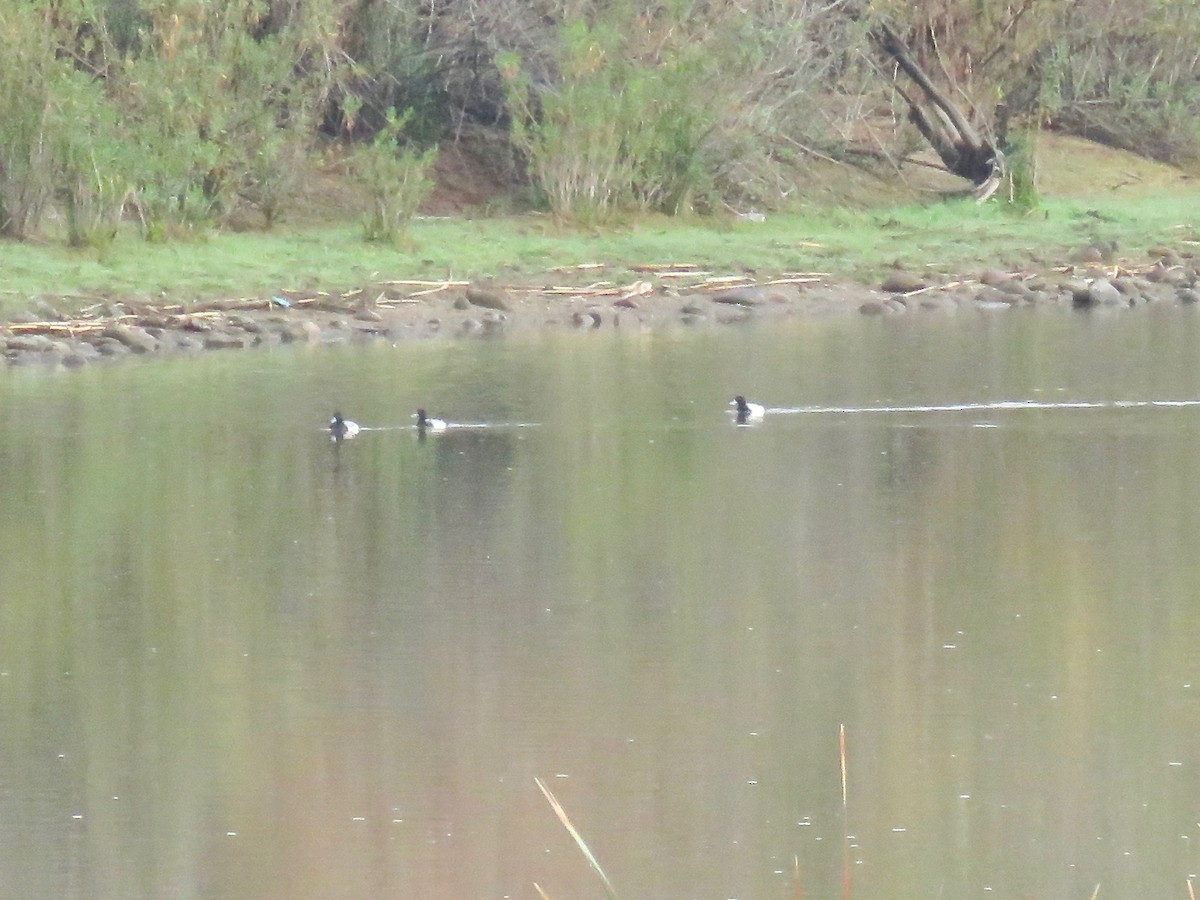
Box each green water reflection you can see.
[3,310,1200,898]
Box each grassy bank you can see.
[3,138,1198,318]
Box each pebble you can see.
[880,271,925,293]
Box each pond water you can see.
[3,307,1200,899]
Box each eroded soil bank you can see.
[3,247,1198,369]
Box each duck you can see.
[329,411,360,441]
[414,408,448,432]
[730,395,765,424]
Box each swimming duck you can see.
[329,412,360,441]
[414,409,448,432]
[731,395,765,424]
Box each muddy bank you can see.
[4,250,1199,369]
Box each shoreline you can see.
[3,250,1198,369]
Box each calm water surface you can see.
[3,309,1200,898]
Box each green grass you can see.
[3,190,1199,319]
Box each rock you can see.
[1148,246,1182,265]
[613,297,639,309]
[1073,240,1118,264]
[975,287,1019,306]
[355,308,384,322]
[62,352,90,368]
[170,334,205,352]
[94,338,130,356]
[711,286,763,306]
[572,311,602,328]
[452,295,471,310]
[916,299,948,312]
[34,299,64,320]
[102,324,159,353]
[680,302,708,316]
[995,279,1030,297]
[1146,262,1175,283]
[279,320,321,343]
[6,351,45,367]
[136,312,171,328]
[1086,278,1124,307]
[979,269,1012,286]
[1177,288,1200,304]
[880,271,925,293]
[177,315,212,332]
[69,341,100,360]
[5,334,54,353]
[466,286,510,311]
[203,331,248,350]
[1064,278,1092,304]
[228,314,267,333]
[716,307,754,324]
[859,301,887,315]
[1157,266,1190,286]
[480,311,507,333]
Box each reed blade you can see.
[535,777,618,899]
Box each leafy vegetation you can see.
[0,0,1196,248]
[1,156,1197,320]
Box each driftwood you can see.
[1,264,835,341]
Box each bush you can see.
[349,107,438,243]
[501,13,718,223]
[0,7,61,239]
[1048,0,1200,164]
[51,70,133,251]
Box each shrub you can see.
[50,70,133,251]
[501,12,718,223]
[0,6,60,239]
[349,107,438,243]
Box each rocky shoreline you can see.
[3,249,1198,369]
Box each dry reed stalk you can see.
[6,321,108,334]
[534,777,618,899]
[538,286,622,296]
[404,282,459,298]
[1089,883,1100,899]
[631,263,700,272]
[840,724,850,900]
[534,883,553,899]
[839,724,847,808]
[380,279,471,288]
[1188,877,1196,900]
[792,854,803,899]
